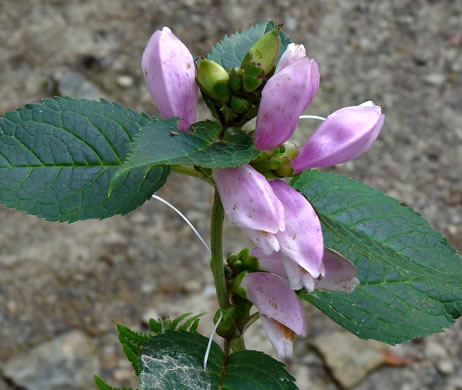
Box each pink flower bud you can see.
[254,55,320,152]
[141,27,198,131]
[291,101,385,172]
[270,180,324,279]
[242,272,307,358]
[213,165,285,254]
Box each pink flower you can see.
[242,272,307,358]
[269,179,324,279]
[254,44,320,152]
[213,165,285,254]
[141,27,198,131]
[255,247,359,293]
[291,101,385,173]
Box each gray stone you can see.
[56,72,103,100]
[312,331,386,388]
[3,331,99,390]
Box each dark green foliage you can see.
[292,170,462,344]
[0,97,169,222]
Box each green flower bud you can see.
[232,271,249,300]
[197,59,232,105]
[229,67,244,91]
[231,96,250,114]
[274,156,294,177]
[269,157,282,170]
[242,255,258,272]
[214,308,237,338]
[243,74,262,92]
[238,248,250,261]
[241,28,281,76]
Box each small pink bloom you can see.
[142,27,198,131]
[242,272,307,358]
[214,165,285,254]
[254,53,320,152]
[270,179,324,279]
[291,101,385,173]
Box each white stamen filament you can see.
[203,311,223,370]
[151,194,211,254]
[299,115,326,121]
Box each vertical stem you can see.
[210,190,230,309]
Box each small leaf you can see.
[111,120,259,190]
[0,97,169,222]
[149,318,162,335]
[169,312,193,331]
[179,313,206,331]
[292,170,462,344]
[208,21,292,71]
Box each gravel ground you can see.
[0,0,461,389]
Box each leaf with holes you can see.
[291,170,462,344]
[0,97,169,222]
[110,120,259,192]
[208,21,292,71]
[138,331,297,390]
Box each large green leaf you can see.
[292,170,462,344]
[111,120,259,190]
[139,331,297,390]
[0,97,169,222]
[208,21,292,71]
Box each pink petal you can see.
[251,248,287,278]
[260,316,296,358]
[254,58,320,152]
[243,272,307,336]
[245,230,280,255]
[214,165,285,234]
[270,180,324,278]
[141,27,198,131]
[315,249,360,292]
[292,101,385,172]
[275,43,307,73]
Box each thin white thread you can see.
[203,312,223,371]
[299,115,326,121]
[151,194,211,254]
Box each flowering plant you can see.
[0,21,460,389]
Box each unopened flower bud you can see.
[231,96,250,114]
[254,56,320,151]
[241,28,281,76]
[291,101,385,172]
[141,27,198,131]
[229,67,244,91]
[214,308,237,338]
[197,59,232,105]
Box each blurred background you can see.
[0,0,461,389]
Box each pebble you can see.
[117,75,134,88]
[312,331,386,388]
[3,330,99,390]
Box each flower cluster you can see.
[142,26,383,358]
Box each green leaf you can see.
[291,170,462,344]
[0,97,169,222]
[110,120,259,191]
[139,331,297,390]
[208,21,292,71]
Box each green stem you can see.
[210,190,230,309]
[171,165,213,184]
